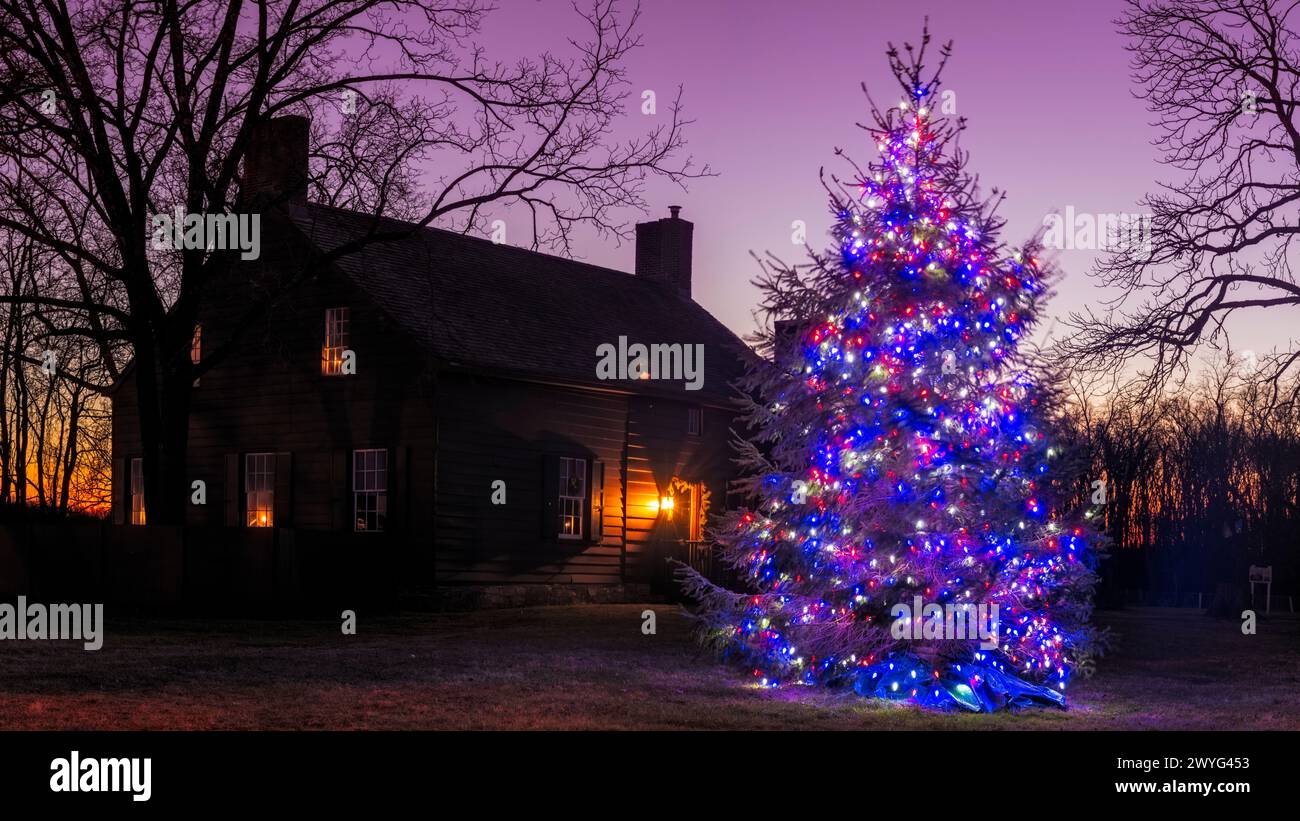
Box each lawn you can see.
[0,604,1296,729]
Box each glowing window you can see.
[130,458,146,525]
[191,324,201,386]
[322,307,350,376]
[245,452,275,527]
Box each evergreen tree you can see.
[680,31,1103,711]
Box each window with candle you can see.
[321,307,350,376]
[130,458,146,525]
[245,452,275,527]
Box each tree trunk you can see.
[1206,582,1245,619]
[0,281,14,506]
[59,389,81,512]
[33,377,52,509]
[13,336,28,507]
[159,374,192,525]
[135,334,194,526]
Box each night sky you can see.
[478,0,1285,364]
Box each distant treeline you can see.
[0,226,115,516]
[1063,364,1299,600]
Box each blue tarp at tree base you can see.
[853,656,1067,712]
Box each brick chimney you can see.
[635,205,693,298]
[241,115,309,207]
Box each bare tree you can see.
[0,0,706,524]
[1058,0,1300,403]
[0,214,113,514]
[1063,354,1300,600]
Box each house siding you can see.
[109,213,748,595]
[624,397,734,582]
[432,372,629,585]
[112,262,437,542]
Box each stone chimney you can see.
[241,115,309,207]
[635,205,693,298]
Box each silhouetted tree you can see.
[1059,0,1300,406]
[0,0,706,524]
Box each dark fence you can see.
[1121,588,1297,613]
[0,522,400,613]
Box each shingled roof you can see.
[286,203,754,405]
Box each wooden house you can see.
[110,116,753,600]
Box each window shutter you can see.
[590,460,605,544]
[224,454,240,526]
[392,446,407,532]
[540,454,560,539]
[331,449,349,530]
[274,452,293,527]
[111,457,126,525]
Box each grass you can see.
[0,604,1296,729]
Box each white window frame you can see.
[130,458,145,525]
[557,456,587,540]
[321,307,350,376]
[353,448,388,532]
[245,452,275,527]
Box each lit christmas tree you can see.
[680,33,1103,711]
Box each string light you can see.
[687,78,1099,712]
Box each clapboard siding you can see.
[110,214,747,591]
[623,398,735,581]
[112,253,438,554]
[433,372,629,584]
[114,326,740,587]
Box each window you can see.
[687,406,703,436]
[557,457,586,539]
[245,452,275,527]
[353,448,387,532]
[321,307,350,375]
[191,324,201,386]
[130,458,145,525]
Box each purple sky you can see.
[479,0,1283,361]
